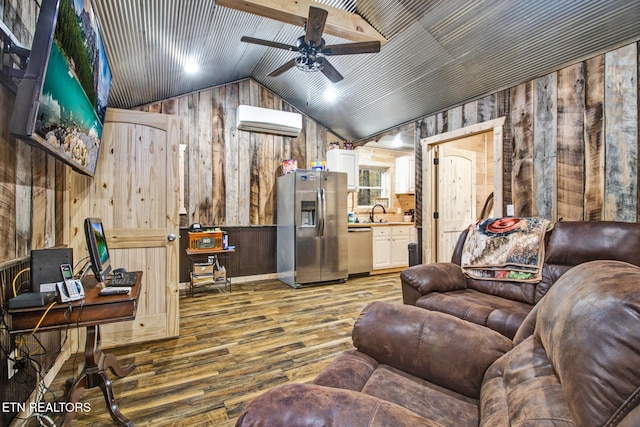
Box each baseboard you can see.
[369,266,406,275]
[232,273,278,283]
[179,272,278,290]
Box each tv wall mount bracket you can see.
[0,20,30,92]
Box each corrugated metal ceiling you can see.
[92,0,640,141]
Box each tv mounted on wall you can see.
[10,0,112,176]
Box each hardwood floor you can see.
[45,273,403,426]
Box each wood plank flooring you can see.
[45,273,403,426]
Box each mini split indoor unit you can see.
[237,105,302,137]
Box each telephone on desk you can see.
[57,263,85,302]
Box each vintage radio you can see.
[188,231,224,252]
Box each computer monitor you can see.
[84,217,112,283]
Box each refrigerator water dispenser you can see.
[300,201,316,226]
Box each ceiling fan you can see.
[241,6,381,83]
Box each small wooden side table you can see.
[185,248,236,296]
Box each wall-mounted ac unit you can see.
[237,105,302,137]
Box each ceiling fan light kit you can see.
[295,55,324,73]
[241,6,381,83]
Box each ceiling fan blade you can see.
[241,36,296,51]
[319,58,343,83]
[268,59,298,77]
[323,41,381,56]
[305,6,328,47]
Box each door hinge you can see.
[433,212,439,219]
[433,158,439,165]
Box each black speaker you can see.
[30,248,73,292]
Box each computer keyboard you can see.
[108,271,137,287]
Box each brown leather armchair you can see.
[236,260,640,427]
[401,220,640,338]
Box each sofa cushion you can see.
[362,365,479,427]
[466,277,536,304]
[480,336,572,426]
[235,383,445,427]
[536,220,640,302]
[544,221,640,266]
[485,306,531,339]
[416,289,532,339]
[314,350,480,427]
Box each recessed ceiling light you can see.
[184,59,199,74]
[324,86,336,102]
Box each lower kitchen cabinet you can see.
[372,225,414,270]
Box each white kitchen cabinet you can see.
[372,225,414,270]
[395,156,415,194]
[390,227,411,267]
[327,149,359,192]
[372,228,393,269]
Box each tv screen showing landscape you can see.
[10,0,112,176]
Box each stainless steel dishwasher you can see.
[347,227,373,275]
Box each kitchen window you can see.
[358,167,388,207]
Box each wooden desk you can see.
[9,273,143,427]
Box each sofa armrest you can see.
[400,263,468,305]
[353,301,513,398]
[236,383,440,427]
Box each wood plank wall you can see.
[134,79,341,228]
[408,42,639,225]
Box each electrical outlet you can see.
[7,349,17,380]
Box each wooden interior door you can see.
[421,119,504,264]
[435,145,477,262]
[69,108,180,346]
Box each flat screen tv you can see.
[84,217,112,283]
[10,0,112,176]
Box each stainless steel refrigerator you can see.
[277,170,348,288]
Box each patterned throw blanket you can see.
[461,217,553,283]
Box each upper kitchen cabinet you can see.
[395,156,415,194]
[327,149,359,192]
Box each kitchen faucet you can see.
[369,203,386,223]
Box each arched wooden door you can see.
[434,145,477,262]
[70,108,180,346]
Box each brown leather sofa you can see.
[236,260,640,427]
[401,220,640,338]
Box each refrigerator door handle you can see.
[317,188,325,237]
[321,187,327,236]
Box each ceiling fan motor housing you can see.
[296,36,325,54]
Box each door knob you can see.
[167,234,176,242]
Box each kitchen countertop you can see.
[348,222,414,227]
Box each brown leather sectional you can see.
[236,259,640,426]
[401,220,640,338]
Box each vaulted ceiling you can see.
[93,0,640,142]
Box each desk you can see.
[185,248,235,296]
[9,273,142,427]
